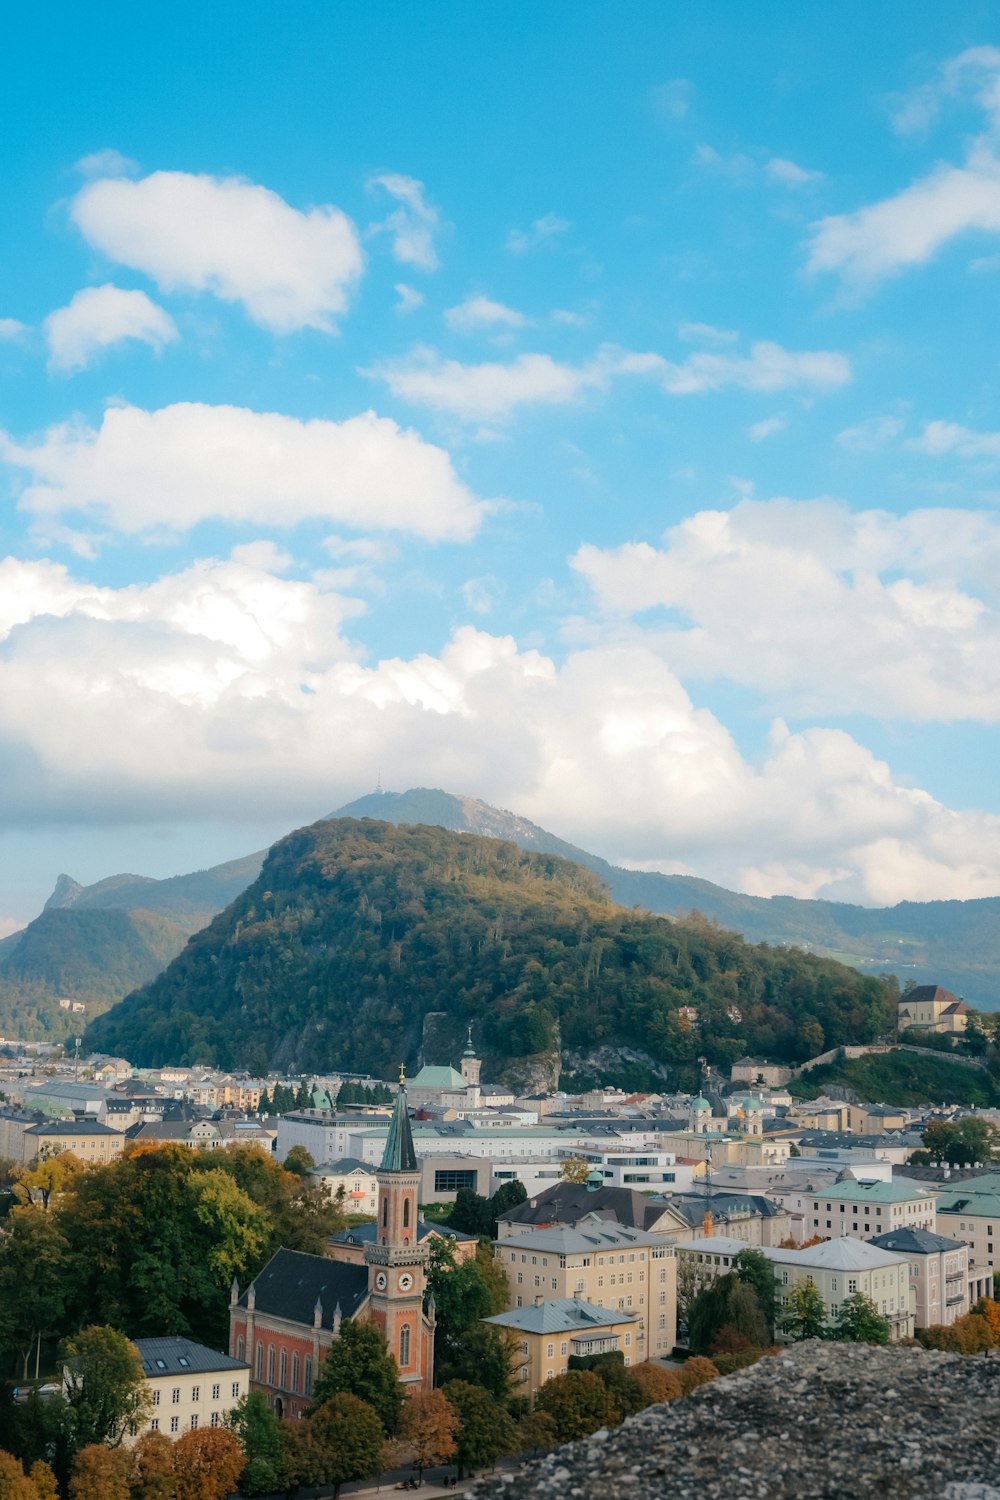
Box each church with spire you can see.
[363,1067,436,1388]
[229,1069,436,1414]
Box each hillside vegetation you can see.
[0,852,264,1042]
[87,818,892,1084]
[790,1048,1000,1109]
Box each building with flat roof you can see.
[483,1298,641,1396]
[806,1176,934,1241]
[934,1172,1000,1277]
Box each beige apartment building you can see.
[806,1177,934,1241]
[20,1119,125,1166]
[871,1227,989,1328]
[129,1338,250,1440]
[483,1298,642,1396]
[493,1216,677,1359]
[935,1173,1000,1277]
[675,1233,915,1341]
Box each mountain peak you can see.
[44,873,84,911]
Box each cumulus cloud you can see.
[44,284,178,372]
[809,50,1000,292]
[912,419,1000,460]
[70,169,363,333]
[0,401,487,541]
[444,295,529,333]
[1,318,28,342]
[367,173,440,271]
[0,563,997,904]
[371,338,850,421]
[572,497,1000,723]
[506,213,571,255]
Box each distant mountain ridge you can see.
[333,789,1000,1009]
[5,784,1000,1045]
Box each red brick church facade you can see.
[229,1078,435,1414]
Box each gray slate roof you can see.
[870,1227,968,1255]
[134,1336,247,1377]
[236,1248,368,1328]
[484,1297,638,1335]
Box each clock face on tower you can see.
[398,1272,414,1292]
[375,1272,387,1290]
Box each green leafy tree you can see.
[830,1292,891,1345]
[61,1325,151,1450]
[308,1393,384,1497]
[0,1209,71,1381]
[779,1278,827,1342]
[488,1180,527,1227]
[559,1156,590,1185]
[225,1390,284,1495]
[516,1409,558,1454]
[534,1369,617,1443]
[687,1274,768,1356]
[734,1248,777,1340]
[441,1381,516,1477]
[282,1145,315,1177]
[448,1189,492,1237]
[569,1352,645,1420]
[436,1323,516,1397]
[310,1319,403,1435]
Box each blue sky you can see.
[3,3,1000,926]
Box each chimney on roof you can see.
[703,1209,714,1238]
[534,1295,544,1306]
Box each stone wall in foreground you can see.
[470,1342,1000,1500]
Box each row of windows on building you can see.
[149,1412,226,1434]
[151,1382,241,1406]
[508,1251,644,1267]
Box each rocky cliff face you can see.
[470,1342,1000,1500]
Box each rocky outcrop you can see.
[471,1342,1000,1500]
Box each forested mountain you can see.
[337,789,1000,1008]
[9,785,1000,1045]
[0,851,264,1042]
[86,818,892,1088]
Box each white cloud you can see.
[71,169,363,333]
[367,173,440,271]
[460,575,501,615]
[810,50,1000,291]
[651,78,694,121]
[550,308,588,328]
[394,283,425,314]
[766,156,824,187]
[651,341,851,396]
[808,158,1000,290]
[1,401,487,541]
[506,213,571,255]
[0,567,996,903]
[678,321,739,346]
[836,415,905,452]
[44,284,178,372]
[444,295,529,333]
[572,497,1000,724]
[0,318,28,342]
[692,144,756,183]
[747,415,787,442]
[74,148,138,178]
[371,338,851,421]
[912,419,1000,461]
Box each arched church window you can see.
[399,1324,411,1367]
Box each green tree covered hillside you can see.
[86,819,892,1082]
